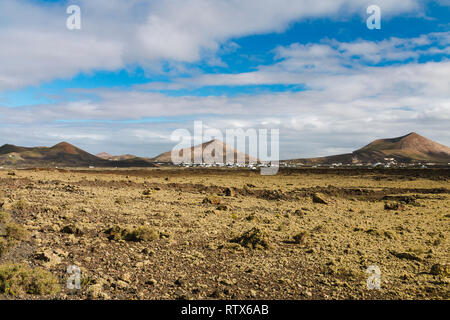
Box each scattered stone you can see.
[224,187,235,197]
[390,251,422,262]
[115,280,130,290]
[174,290,188,300]
[292,232,307,245]
[142,189,152,196]
[384,231,395,239]
[121,272,132,283]
[382,195,417,205]
[202,196,221,205]
[174,278,184,287]
[81,207,92,214]
[293,209,305,217]
[219,278,234,286]
[146,278,157,286]
[34,249,62,268]
[114,197,126,205]
[384,202,404,211]
[430,263,449,277]
[141,248,155,256]
[245,213,256,221]
[206,242,218,250]
[87,284,109,300]
[60,225,83,236]
[312,193,328,204]
[365,229,381,236]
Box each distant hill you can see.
[96,152,113,160]
[96,152,138,161]
[0,142,157,168]
[154,139,258,164]
[290,132,450,164]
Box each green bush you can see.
[125,226,159,242]
[11,200,29,211]
[105,225,128,241]
[105,225,159,242]
[0,218,29,257]
[231,227,270,249]
[0,238,8,256]
[0,263,60,296]
[4,222,29,242]
[0,211,11,224]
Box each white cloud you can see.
[174,31,450,89]
[0,0,424,90]
[0,1,448,158]
[1,57,448,158]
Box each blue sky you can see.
[3,1,448,105]
[0,0,448,158]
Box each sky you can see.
[0,0,449,159]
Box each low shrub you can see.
[125,226,159,242]
[4,222,29,242]
[231,227,270,249]
[0,263,60,296]
[0,211,11,223]
[105,225,159,242]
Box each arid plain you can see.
[0,167,448,300]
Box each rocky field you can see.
[0,167,448,300]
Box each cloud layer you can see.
[0,0,424,90]
[0,0,448,158]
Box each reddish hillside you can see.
[96,152,139,161]
[291,132,450,164]
[0,142,156,167]
[354,132,450,162]
[154,139,258,163]
[96,152,113,160]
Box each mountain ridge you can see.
[290,132,450,164]
[1,132,449,167]
[0,142,156,167]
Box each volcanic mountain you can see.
[0,142,156,167]
[292,132,450,164]
[153,139,258,164]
